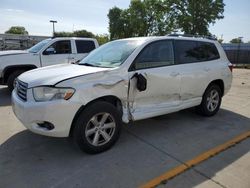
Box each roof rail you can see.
[167,33,217,41]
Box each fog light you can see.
[37,121,54,130]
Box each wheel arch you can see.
[2,64,37,83]
[206,79,224,96]
[69,95,123,137]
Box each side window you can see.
[175,40,220,64]
[175,40,198,64]
[45,40,72,54]
[134,40,174,70]
[76,40,95,53]
[196,42,220,61]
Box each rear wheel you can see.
[196,84,222,116]
[72,101,122,154]
[7,70,25,91]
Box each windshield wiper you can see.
[81,63,108,68]
[81,63,96,67]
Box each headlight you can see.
[32,87,75,102]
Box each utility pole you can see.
[50,20,57,37]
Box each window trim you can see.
[128,39,175,72]
[174,39,220,65]
[75,40,96,54]
[43,40,72,55]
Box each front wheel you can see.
[72,101,122,154]
[196,84,222,116]
[7,70,25,91]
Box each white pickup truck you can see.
[0,37,99,90]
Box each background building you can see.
[0,33,49,50]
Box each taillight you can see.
[228,64,233,72]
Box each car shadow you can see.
[0,86,11,106]
[0,109,249,187]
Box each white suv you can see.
[12,36,233,154]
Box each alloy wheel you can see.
[85,112,116,146]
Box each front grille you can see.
[16,79,28,101]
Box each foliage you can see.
[54,32,73,37]
[95,34,110,45]
[73,30,95,38]
[108,7,126,39]
[54,29,95,38]
[230,38,243,44]
[5,26,29,35]
[108,0,225,39]
[54,30,110,45]
[174,0,225,35]
[108,0,175,39]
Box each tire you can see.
[196,84,222,116]
[7,70,25,91]
[72,101,122,154]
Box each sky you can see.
[0,0,249,43]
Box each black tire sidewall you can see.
[7,70,25,91]
[73,101,122,154]
[199,84,222,116]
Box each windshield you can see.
[79,39,144,68]
[28,39,51,53]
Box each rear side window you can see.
[134,40,174,70]
[175,40,220,64]
[76,40,95,53]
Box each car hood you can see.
[18,64,111,88]
[0,50,29,56]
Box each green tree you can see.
[174,0,225,35]
[108,0,175,40]
[5,26,29,35]
[54,30,109,45]
[54,31,73,37]
[143,0,176,35]
[73,30,95,38]
[108,0,225,39]
[230,38,243,44]
[108,7,125,40]
[54,29,95,38]
[127,0,147,36]
[95,34,110,45]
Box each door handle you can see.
[170,72,180,77]
[68,57,75,60]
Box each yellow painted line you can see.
[140,131,250,188]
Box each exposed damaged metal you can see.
[93,79,125,88]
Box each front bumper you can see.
[12,89,82,137]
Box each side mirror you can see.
[43,47,56,55]
[132,73,147,92]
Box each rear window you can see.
[175,40,220,64]
[76,40,96,53]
